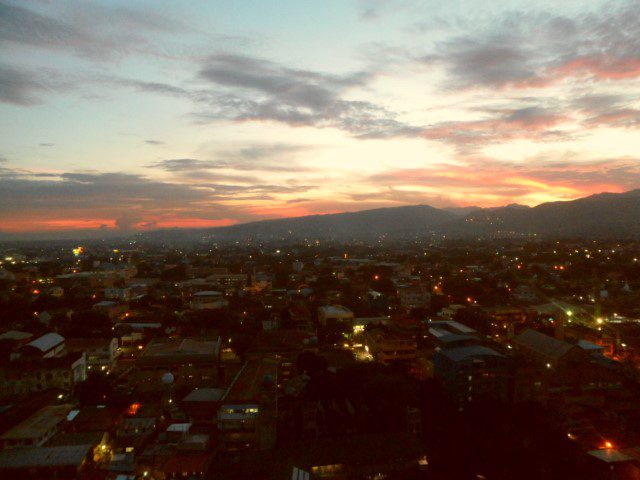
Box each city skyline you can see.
[2,0,640,238]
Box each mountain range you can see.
[142,189,640,242]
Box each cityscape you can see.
[2,1,640,479]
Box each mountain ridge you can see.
[140,188,640,241]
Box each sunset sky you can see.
[1,0,640,238]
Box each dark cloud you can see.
[195,54,422,138]
[0,169,317,225]
[0,64,46,105]
[0,0,180,60]
[144,139,164,145]
[150,144,315,174]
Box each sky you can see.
[1,0,640,239]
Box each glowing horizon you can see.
[1,0,639,238]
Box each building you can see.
[217,357,278,451]
[0,444,94,479]
[190,291,229,310]
[513,329,588,368]
[23,332,65,358]
[286,433,427,479]
[65,337,119,372]
[398,285,430,310]
[134,338,221,393]
[207,273,248,293]
[434,345,508,409]
[1,404,73,448]
[0,352,87,397]
[365,328,417,364]
[427,321,478,348]
[318,305,354,328]
[182,388,225,426]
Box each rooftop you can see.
[0,444,92,469]
[183,388,225,403]
[141,338,221,358]
[439,345,503,363]
[587,449,633,463]
[428,320,477,334]
[222,357,278,405]
[193,290,223,297]
[514,329,575,360]
[319,305,353,316]
[0,331,33,341]
[1,404,73,440]
[26,332,64,353]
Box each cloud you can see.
[150,143,316,174]
[428,3,640,89]
[0,0,181,60]
[0,64,47,105]
[0,169,316,233]
[422,106,570,152]
[364,155,640,205]
[39,142,54,147]
[195,54,422,138]
[144,139,164,145]
[571,93,640,128]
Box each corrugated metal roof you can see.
[26,332,64,353]
[0,445,91,468]
[514,329,574,360]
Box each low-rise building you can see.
[0,404,73,448]
[398,285,430,310]
[0,444,94,479]
[190,291,228,310]
[66,337,119,372]
[0,352,87,397]
[318,305,354,328]
[365,328,417,364]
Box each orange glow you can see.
[601,440,614,449]
[127,403,141,416]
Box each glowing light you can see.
[127,403,141,415]
[602,440,614,449]
[72,246,85,257]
